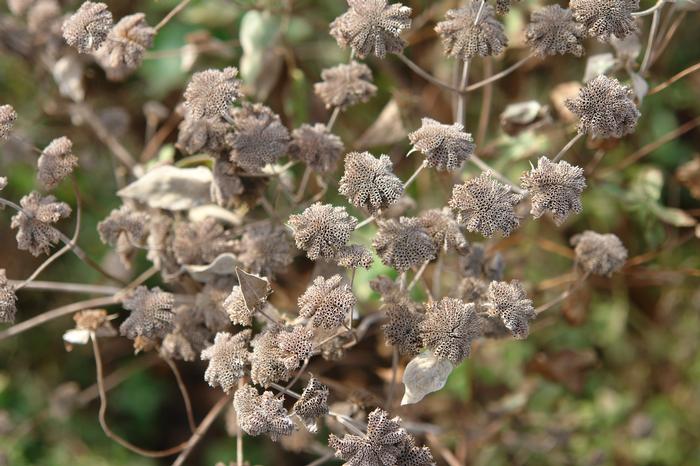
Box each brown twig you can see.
[164,357,197,433]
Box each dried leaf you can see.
[117,165,212,211]
[583,53,616,82]
[52,55,85,103]
[184,253,238,282]
[355,99,407,149]
[235,267,271,310]
[401,350,454,405]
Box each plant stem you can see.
[649,62,700,95]
[640,5,663,74]
[295,166,312,202]
[631,0,666,17]
[407,260,431,292]
[164,357,197,433]
[326,106,341,131]
[154,0,192,32]
[456,59,471,126]
[552,133,584,163]
[476,57,493,147]
[469,154,524,194]
[9,280,122,295]
[386,347,399,410]
[465,54,534,92]
[236,380,244,466]
[395,53,458,93]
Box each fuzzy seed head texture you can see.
[571,230,628,276]
[419,297,480,364]
[226,103,290,172]
[373,217,437,272]
[336,244,374,269]
[183,67,242,120]
[339,152,404,213]
[233,384,295,441]
[177,116,228,156]
[382,300,424,356]
[520,156,586,225]
[95,13,155,81]
[495,0,520,14]
[37,136,78,190]
[119,286,175,340]
[11,191,71,256]
[484,280,535,339]
[456,276,490,311]
[289,123,345,173]
[288,203,357,261]
[235,221,294,279]
[435,1,508,60]
[570,0,639,42]
[397,435,436,466]
[172,218,235,266]
[0,105,17,140]
[0,270,18,324]
[525,5,586,57]
[223,286,256,326]
[298,275,356,329]
[250,326,301,386]
[418,208,467,252]
[277,325,314,361]
[200,330,251,393]
[565,75,640,139]
[408,118,475,171]
[314,61,378,110]
[62,2,113,53]
[97,205,149,248]
[330,0,412,59]
[293,377,330,432]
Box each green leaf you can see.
[239,10,282,100]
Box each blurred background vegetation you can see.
[1,0,700,465]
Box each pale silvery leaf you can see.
[627,69,649,102]
[611,33,641,63]
[52,55,85,103]
[583,54,616,82]
[401,350,455,406]
[188,204,246,225]
[117,165,212,210]
[63,329,90,345]
[239,10,282,100]
[183,252,239,282]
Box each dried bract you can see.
[298,275,356,329]
[172,219,234,265]
[397,435,435,466]
[0,105,16,140]
[571,231,628,276]
[484,280,535,339]
[435,2,507,60]
[336,244,374,269]
[293,377,329,433]
[570,0,639,42]
[289,123,344,173]
[227,103,290,172]
[277,326,314,361]
[235,221,294,279]
[183,67,241,119]
[97,205,149,252]
[223,286,256,326]
[418,208,467,252]
[62,2,113,53]
[408,118,475,171]
[95,13,155,81]
[73,309,116,337]
[373,217,437,272]
[11,191,71,256]
[0,270,18,324]
[201,330,251,393]
[525,5,586,57]
[382,300,424,356]
[37,137,78,190]
[314,62,377,110]
[119,286,175,340]
[234,384,294,441]
[520,157,586,225]
[177,116,228,156]
[288,203,357,261]
[250,326,300,386]
[495,0,520,14]
[419,297,480,364]
[339,152,403,213]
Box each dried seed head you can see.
[98,205,149,250]
[183,67,241,119]
[570,0,639,42]
[62,2,113,53]
[177,116,228,156]
[277,325,314,361]
[201,330,251,393]
[408,118,475,171]
[336,244,374,269]
[289,123,344,173]
[397,435,435,466]
[418,208,467,252]
[484,280,535,339]
[520,156,586,225]
[73,309,116,337]
[27,0,61,34]
[435,2,507,60]
[119,286,175,340]
[172,219,235,265]
[37,137,78,190]
[449,172,522,237]
[226,103,290,172]
[339,151,403,213]
[382,300,424,356]
[298,275,356,329]
[1,105,17,140]
[373,217,437,272]
[293,377,329,433]
[223,286,254,326]
[210,159,244,208]
[250,326,300,386]
[235,221,294,279]
[0,270,18,324]
[95,13,155,81]
[330,0,412,58]
[11,191,71,256]
[288,203,357,261]
[565,75,640,139]
[525,5,586,57]
[495,0,520,14]
[571,230,627,276]
[234,384,294,441]
[314,61,377,110]
[459,243,505,281]
[455,276,490,311]
[420,298,480,364]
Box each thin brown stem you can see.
[456,59,471,126]
[552,132,584,163]
[469,154,524,194]
[70,103,136,170]
[236,381,244,466]
[464,54,534,92]
[327,106,341,131]
[476,57,493,147]
[154,0,192,32]
[396,53,458,93]
[640,6,663,74]
[649,62,700,95]
[651,11,686,64]
[386,347,399,410]
[295,166,313,202]
[535,272,590,315]
[407,260,431,292]
[9,280,121,295]
[164,357,197,433]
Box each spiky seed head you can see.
[11,191,71,256]
[62,2,113,53]
[570,0,639,42]
[525,5,586,57]
[95,13,155,81]
[397,435,436,466]
[565,75,640,139]
[335,244,374,269]
[0,105,16,140]
[373,217,437,272]
[408,118,475,171]
[233,384,295,441]
[172,219,235,266]
[183,67,241,119]
[277,325,314,361]
[571,230,628,276]
[36,137,78,190]
[293,377,330,433]
[288,203,357,261]
[329,0,412,59]
[418,208,467,252]
[484,280,535,339]
[289,123,344,173]
[226,103,290,172]
[176,116,228,156]
[234,221,294,279]
[98,205,149,249]
[339,152,403,213]
[419,297,480,364]
[314,61,377,110]
[298,275,356,329]
[0,270,18,324]
[435,2,507,60]
[200,330,251,392]
[382,300,424,356]
[250,326,300,386]
[119,286,175,340]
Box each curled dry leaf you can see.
[117,165,212,210]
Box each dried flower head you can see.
[571,230,628,276]
[11,191,71,256]
[0,270,18,324]
[484,280,535,339]
[95,13,155,81]
[570,0,639,42]
[293,377,330,433]
[336,244,374,269]
[382,300,424,356]
[183,67,241,119]
[456,276,490,310]
[418,208,467,252]
[314,62,377,110]
[234,384,294,441]
[288,203,357,261]
[234,221,294,279]
[565,75,640,139]
[119,286,175,340]
[277,325,314,361]
[449,172,522,237]
[210,159,244,208]
[397,435,435,466]
[419,298,480,364]
[172,219,234,265]
[298,275,356,329]
[373,217,437,272]
[408,118,475,171]
[459,243,504,280]
[201,330,251,393]
[176,116,228,156]
[520,157,586,225]
[226,103,290,172]
[330,0,412,58]
[495,0,520,14]
[0,105,17,140]
[224,286,257,327]
[339,152,403,213]
[289,123,344,173]
[525,5,586,57]
[62,2,113,53]
[250,326,300,386]
[435,2,507,60]
[73,309,117,337]
[97,204,149,262]
[37,137,78,190]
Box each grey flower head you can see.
[520,157,586,225]
[435,2,507,60]
[456,276,490,312]
[419,297,480,364]
[449,172,522,237]
[95,13,155,81]
[484,280,535,339]
[298,274,356,329]
[293,377,330,433]
[62,2,113,53]
[408,118,475,171]
[328,408,408,465]
[288,203,357,261]
[119,286,175,340]
[0,105,17,140]
[571,230,628,276]
[210,159,244,208]
[314,62,377,110]
[495,0,520,14]
[37,137,78,190]
[250,326,301,386]
[339,151,403,213]
[223,286,253,326]
[330,0,412,59]
[201,330,251,393]
[277,325,314,361]
[177,116,228,156]
[289,123,344,173]
[336,244,374,269]
[382,300,424,356]
[1,270,18,324]
[235,221,294,279]
[373,217,437,272]
[172,219,234,266]
[418,208,468,252]
[11,191,71,256]
[397,435,436,466]
[525,5,586,57]
[226,103,290,172]
[97,205,149,249]
[233,384,294,441]
[459,243,505,280]
[183,67,241,120]
[570,0,639,42]
[565,75,640,139]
